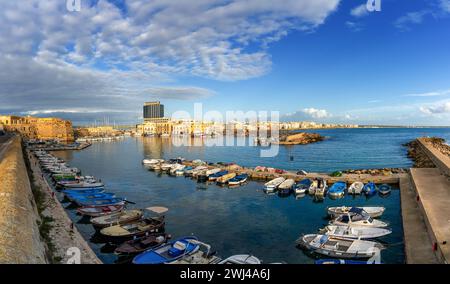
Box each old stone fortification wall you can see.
[0,136,47,263]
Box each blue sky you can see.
[0,0,450,125]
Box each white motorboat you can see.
[312,178,327,197]
[142,158,164,165]
[160,163,173,171]
[323,225,392,239]
[296,234,384,259]
[169,164,185,175]
[327,206,385,218]
[264,177,285,193]
[205,168,221,176]
[348,181,364,195]
[330,210,389,228]
[219,255,262,264]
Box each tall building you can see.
[143,101,164,121]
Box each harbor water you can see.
[54,128,450,264]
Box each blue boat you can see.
[315,259,379,265]
[62,188,105,195]
[293,179,312,195]
[133,236,200,264]
[228,174,249,186]
[208,170,228,181]
[75,197,126,207]
[378,184,391,195]
[328,181,346,198]
[66,192,116,202]
[363,182,377,196]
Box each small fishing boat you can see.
[348,181,364,195]
[142,159,164,165]
[100,206,166,241]
[62,181,105,189]
[75,197,126,207]
[63,188,105,195]
[132,236,200,264]
[378,184,391,196]
[228,174,249,186]
[191,166,209,178]
[218,255,262,264]
[328,181,346,198]
[293,179,312,195]
[313,178,327,197]
[278,179,295,196]
[330,208,389,228]
[206,168,221,176]
[115,233,170,255]
[327,206,385,218]
[65,192,115,202]
[216,172,236,185]
[176,166,191,176]
[208,170,228,181]
[322,225,392,239]
[296,234,384,259]
[100,217,165,241]
[264,177,285,193]
[160,163,173,172]
[169,164,185,176]
[363,182,377,196]
[91,209,144,229]
[169,240,222,264]
[77,204,124,217]
[315,259,378,264]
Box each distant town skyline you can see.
[1,0,450,126]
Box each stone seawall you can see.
[0,136,47,263]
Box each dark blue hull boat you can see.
[363,182,377,196]
[133,236,199,264]
[75,197,125,207]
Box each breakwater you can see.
[0,136,47,263]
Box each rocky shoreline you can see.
[403,139,437,168]
[277,132,324,145]
[343,168,408,175]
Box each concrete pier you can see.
[402,138,450,264]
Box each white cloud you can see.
[394,11,429,31]
[350,4,368,17]
[302,108,330,119]
[0,0,341,122]
[440,0,450,12]
[345,21,364,32]
[404,89,450,97]
[420,101,450,115]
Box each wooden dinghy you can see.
[115,233,170,255]
[91,209,143,229]
[77,204,124,217]
[100,217,165,242]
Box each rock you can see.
[277,132,324,145]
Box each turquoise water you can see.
[54,128,450,264]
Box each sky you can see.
[0,0,450,126]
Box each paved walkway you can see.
[410,168,450,263]
[400,176,439,264]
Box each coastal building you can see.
[0,115,74,142]
[75,126,121,137]
[144,101,164,121]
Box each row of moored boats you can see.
[33,150,265,264]
[264,177,392,198]
[143,158,249,186]
[297,206,390,263]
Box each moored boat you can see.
[328,181,346,198]
[264,177,285,193]
[61,181,105,189]
[62,188,105,195]
[313,178,327,198]
[218,254,262,264]
[208,170,228,181]
[169,240,222,264]
[91,209,144,229]
[75,197,126,207]
[378,184,391,196]
[296,234,384,259]
[363,182,377,196]
[322,225,392,239]
[315,259,378,264]
[278,178,295,196]
[348,181,364,195]
[115,233,170,255]
[100,217,165,242]
[228,174,249,186]
[132,236,199,264]
[65,192,115,202]
[327,206,385,218]
[216,172,236,185]
[77,204,124,217]
[293,179,312,195]
[330,208,389,228]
